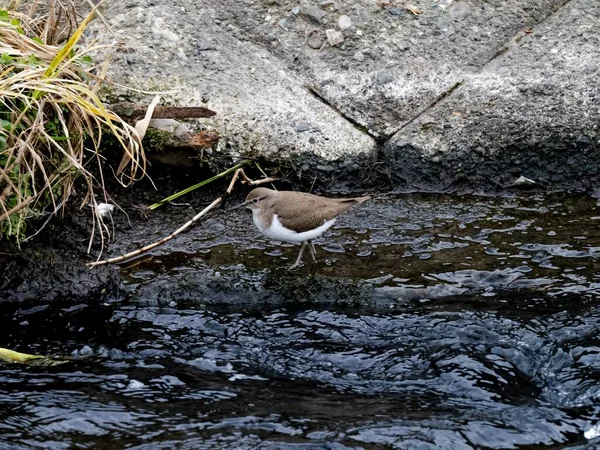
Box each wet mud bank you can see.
[260,134,600,193]
[3,176,600,308]
[382,138,600,192]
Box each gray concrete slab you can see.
[86,0,599,191]
[87,1,376,163]
[384,0,600,191]
[218,0,569,137]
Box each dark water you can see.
[3,193,600,449]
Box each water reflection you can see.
[2,193,600,448]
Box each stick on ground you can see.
[87,169,275,267]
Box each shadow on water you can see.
[3,193,600,449]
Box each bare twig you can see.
[247,177,278,186]
[87,169,275,267]
[87,197,222,267]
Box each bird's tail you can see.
[338,195,371,206]
[353,195,371,205]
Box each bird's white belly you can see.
[252,211,335,243]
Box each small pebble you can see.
[388,7,406,16]
[548,231,557,236]
[319,0,337,11]
[450,1,471,20]
[325,29,344,46]
[376,70,393,85]
[338,15,352,30]
[294,123,311,132]
[307,29,324,49]
[303,5,326,24]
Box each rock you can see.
[85,0,600,192]
[338,15,352,30]
[294,123,312,132]
[450,2,471,20]
[319,1,337,12]
[303,5,326,24]
[325,29,344,47]
[512,175,537,186]
[388,7,406,16]
[376,70,394,85]
[307,29,325,49]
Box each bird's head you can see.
[244,187,274,211]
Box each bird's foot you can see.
[287,261,304,271]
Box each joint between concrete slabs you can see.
[304,84,383,143]
[483,0,573,66]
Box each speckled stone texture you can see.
[86,0,599,191]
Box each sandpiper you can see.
[238,187,370,269]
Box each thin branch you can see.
[87,169,275,267]
[87,197,222,267]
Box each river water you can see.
[2,192,600,449]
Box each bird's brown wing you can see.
[273,194,324,233]
[273,192,368,233]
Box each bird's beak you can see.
[225,200,249,212]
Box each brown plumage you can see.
[243,187,370,269]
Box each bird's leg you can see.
[288,241,307,270]
[308,240,317,263]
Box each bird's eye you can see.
[252,198,259,204]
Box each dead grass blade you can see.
[0,3,147,247]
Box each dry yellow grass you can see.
[0,1,146,251]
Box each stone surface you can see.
[383,0,600,191]
[217,0,574,139]
[86,0,600,191]
[86,2,375,168]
